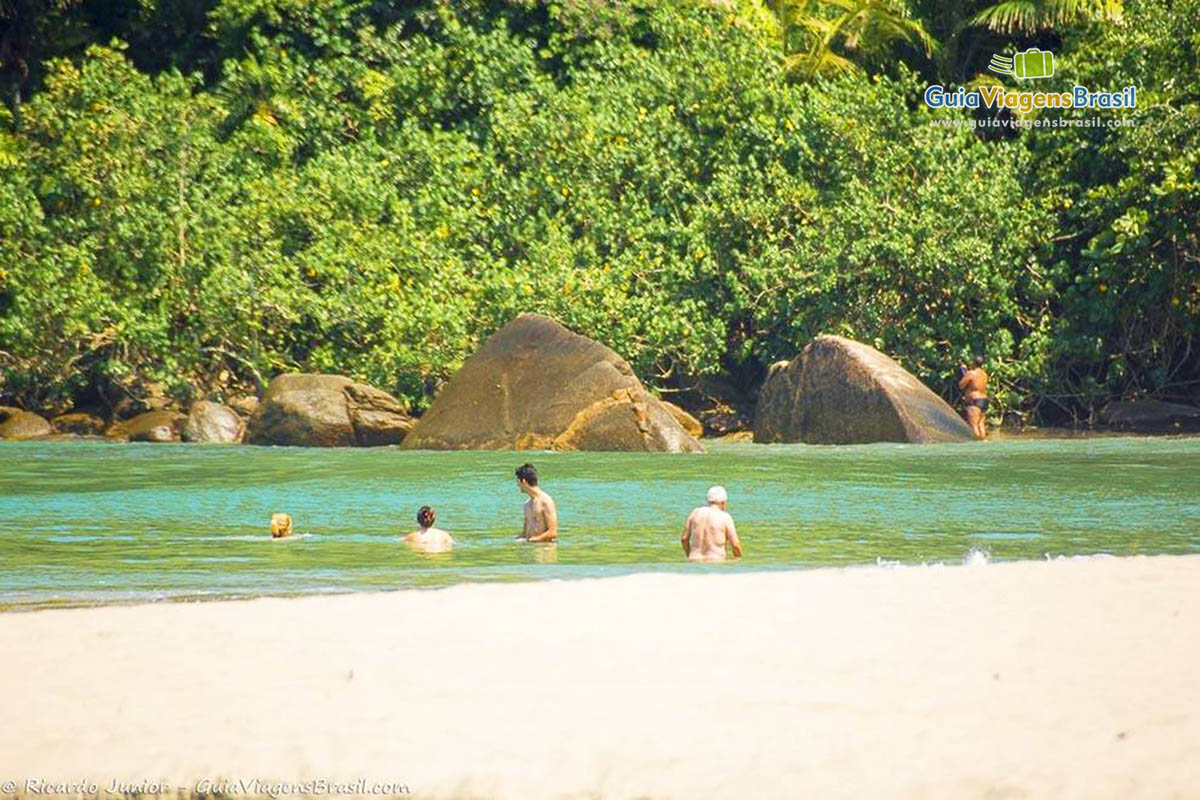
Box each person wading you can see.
[405,505,454,552]
[515,463,558,543]
[958,355,990,440]
[681,486,742,562]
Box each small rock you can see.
[107,411,183,443]
[51,412,108,436]
[183,401,244,444]
[228,395,260,417]
[0,407,52,440]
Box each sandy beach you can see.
[1,555,1198,799]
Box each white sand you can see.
[1,555,1198,799]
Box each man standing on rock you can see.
[682,486,742,562]
[958,355,990,440]
[515,463,558,542]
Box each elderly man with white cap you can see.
[681,485,743,562]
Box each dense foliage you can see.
[0,0,1195,423]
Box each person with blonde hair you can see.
[270,513,293,539]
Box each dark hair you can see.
[416,505,436,528]
[515,463,538,486]
[973,355,985,368]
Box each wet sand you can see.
[1,555,1197,799]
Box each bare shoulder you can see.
[538,491,557,512]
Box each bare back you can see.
[959,368,988,400]
[405,527,453,552]
[684,506,740,562]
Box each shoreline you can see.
[2,554,1197,799]
[2,424,1200,447]
[0,551,1169,614]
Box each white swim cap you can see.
[707,485,728,504]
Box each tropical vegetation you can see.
[0,0,1195,425]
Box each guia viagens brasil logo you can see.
[925,48,1136,114]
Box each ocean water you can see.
[1,437,1198,608]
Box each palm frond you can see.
[971,0,1123,34]
[767,0,936,80]
[784,47,858,77]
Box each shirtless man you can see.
[515,463,558,542]
[404,505,453,552]
[958,355,990,440]
[682,486,742,562]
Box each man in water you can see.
[682,486,742,562]
[958,355,990,440]
[515,463,558,542]
[405,505,453,552]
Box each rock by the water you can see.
[247,376,354,446]
[107,410,183,443]
[402,314,703,452]
[183,401,244,444]
[344,383,415,446]
[246,374,413,447]
[1099,399,1200,432]
[51,412,107,436]
[228,395,260,418]
[662,401,704,439]
[754,335,972,445]
[0,408,51,440]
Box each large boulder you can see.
[0,407,51,440]
[1099,399,1200,432]
[245,374,413,447]
[402,314,703,452]
[183,401,244,444]
[106,410,184,443]
[754,335,972,445]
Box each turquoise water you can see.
[1,437,1198,608]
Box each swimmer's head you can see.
[417,505,436,529]
[707,485,728,508]
[515,463,538,488]
[270,512,293,538]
